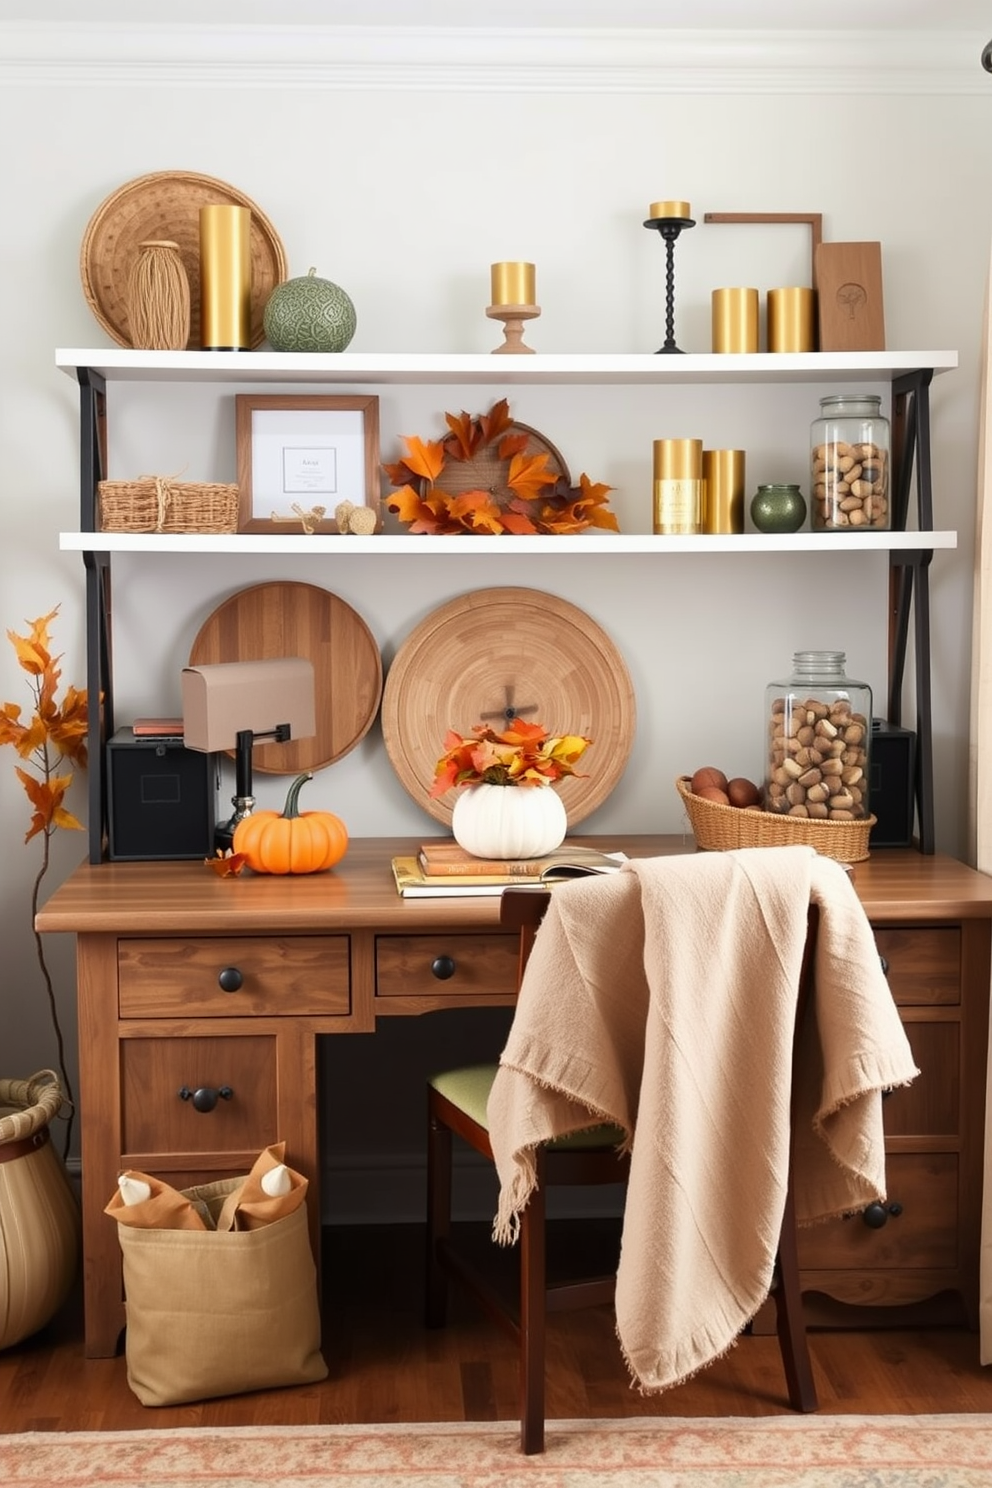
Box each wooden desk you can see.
[37,837,992,1358]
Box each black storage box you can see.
[106,728,215,861]
[869,719,916,848]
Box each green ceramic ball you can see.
[263,267,357,353]
[750,483,807,534]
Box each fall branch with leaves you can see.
[383,397,619,537]
[0,606,89,1157]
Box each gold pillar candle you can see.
[490,261,536,307]
[199,204,251,350]
[767,286,817,353]
[649,201,691,219]
[712,287,759,354]
[702,449,746,534]
[653,438,702,534]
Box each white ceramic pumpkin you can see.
[451,783,567,859]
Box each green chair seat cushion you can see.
[429,1063,624,1150]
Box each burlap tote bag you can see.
[114,1174,327,1406]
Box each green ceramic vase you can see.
[750,483,807,534]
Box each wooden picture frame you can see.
[235,394,380,534]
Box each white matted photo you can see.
[235,394,380,534]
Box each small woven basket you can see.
[98,477,239,534]
[676,776,875,863]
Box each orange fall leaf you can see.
[399,435,446,484]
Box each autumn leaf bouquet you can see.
[0,606,89,1155]
[0,608,88,840]
[430,719,592,799]
[384,397,619,536]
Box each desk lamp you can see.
[181,657,317,852]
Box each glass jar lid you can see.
[817,393,882,413]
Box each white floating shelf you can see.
[55,349,959,387]
[59,531,958,556]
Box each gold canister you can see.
[653,438,702,534]
[767,286,816,353]
[199,204,251,350]
[490,261,536,306]
[712,287,759,354]
[701,449,746,534]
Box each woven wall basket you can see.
[80,170,287,350]
[98,477,240,534]
[676,776,876,863]
[0,1072,80,1350]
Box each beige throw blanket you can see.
[488,845,919,1393]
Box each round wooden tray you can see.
[81,170,288,350]
[188,581,382,775]
[381,587,636,826]
[430,422,569,500]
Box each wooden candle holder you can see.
[486,303,540,354]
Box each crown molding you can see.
[1,23,989,94]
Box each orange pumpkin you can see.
[232,773,348,875]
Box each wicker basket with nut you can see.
[676,764,875,864]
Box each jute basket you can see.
[676,776,875,863]
[98,477,239,534]
[0,1071,80,1350]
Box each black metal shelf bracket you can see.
[78,367,112,865]
[889,368,935,853]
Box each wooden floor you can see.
[3,1223,992,1431]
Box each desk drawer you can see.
[874,926,960,1006]
[121,1034,277,1155]
[798,1153,958,1270]
[376,933,518,998]
[119,936,350,1017]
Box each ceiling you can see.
[3,0,990,28]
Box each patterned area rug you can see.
[1,1415,991,1486]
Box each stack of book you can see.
[391,842,627,898]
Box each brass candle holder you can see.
[643,201,696,355]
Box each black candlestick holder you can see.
[643,212,696,354]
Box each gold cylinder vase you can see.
[199,205,251,351]
[653,438,702,534]
[712,288,759,354]
[767,286,816,353]
[701,449,746,534]
[126,240,190,351]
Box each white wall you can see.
[2,25,991,1202]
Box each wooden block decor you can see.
[815,241,885,351]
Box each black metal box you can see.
[106,728,215,861]
[869,719,916,849]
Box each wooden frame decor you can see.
[235,394,380,535]
[703,212,823,290]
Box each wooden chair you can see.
[425,885,819,1455]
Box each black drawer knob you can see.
[879,954,889,975]
[862,1200,903,1229]
[217,966,243,992]
[178,1084,234,1113]
[431,955,457,981]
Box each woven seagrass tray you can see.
[98,477,239,534]
[80,170,287,350]
[676,775,875,863]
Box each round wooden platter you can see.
[188,581,382,775]
[381,587,636,826]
